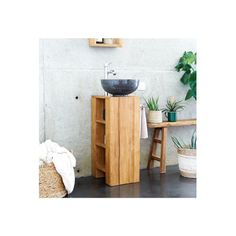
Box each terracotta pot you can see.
[177,149,196,178]
[148,110,162,123]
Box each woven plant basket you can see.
[39,162,67,198]
[177,149,196,178]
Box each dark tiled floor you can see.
[68,165,196,198]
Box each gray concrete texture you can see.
[39,38,196,177]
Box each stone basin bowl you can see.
[101,79,140,96]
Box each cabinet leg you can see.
[160,127,167,173]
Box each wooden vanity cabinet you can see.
[91,96,140,186]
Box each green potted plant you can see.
[171,130,197,178]
[144,97,163,123]
[163,96,184,122]
[175,51,197,100]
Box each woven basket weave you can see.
[39,162,67,198]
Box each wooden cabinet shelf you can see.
[96,119,106,124]
[97,163,105,173]
[96,143,106,149]
[92,96,140,186]
[88,39,123,48]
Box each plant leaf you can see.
[175,63,183,71]
[171,137,183,149]
[175,106,185,112]
[189,70,196,85]
[180,72,191,85]
[181,51,196,65]
[191,130,197,149]
[185,89,194,100]
[182,64,192,73]
[144,97,160,111]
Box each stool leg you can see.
[160,127,167,173]
[147,129,157,169]
[147,128,161,169]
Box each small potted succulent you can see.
[144,97,163,123]
[171,130,197,178]
[163,96,184,122]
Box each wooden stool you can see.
[147,127,167,173]
[147,119,197,173]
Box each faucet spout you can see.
[104,63,116,79]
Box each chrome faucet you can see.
[104,62,116,79]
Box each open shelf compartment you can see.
[96,147,105,173]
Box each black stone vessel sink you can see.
[101,79,140,96]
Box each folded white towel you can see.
[140,106,148,139]
[39,140,76,194]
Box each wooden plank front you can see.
[119,97,140,184]
[119,97,131,184]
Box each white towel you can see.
[39,140,76,194]
[140,106,148,139]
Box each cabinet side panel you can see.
[105,98,119,186]
[91,97,96,176]
[133,97,140,182]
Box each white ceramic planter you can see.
[148,110,163,123]
[177,149,196,178]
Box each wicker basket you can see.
[39,162,67,198]
[177,149,196,178]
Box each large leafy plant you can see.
[175,51,197,100]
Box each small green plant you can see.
[175,51,197,100]
[163,97,185,112]
[144,97,161,111]
[171,130,197,149]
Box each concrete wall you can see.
[39,39,196,177]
